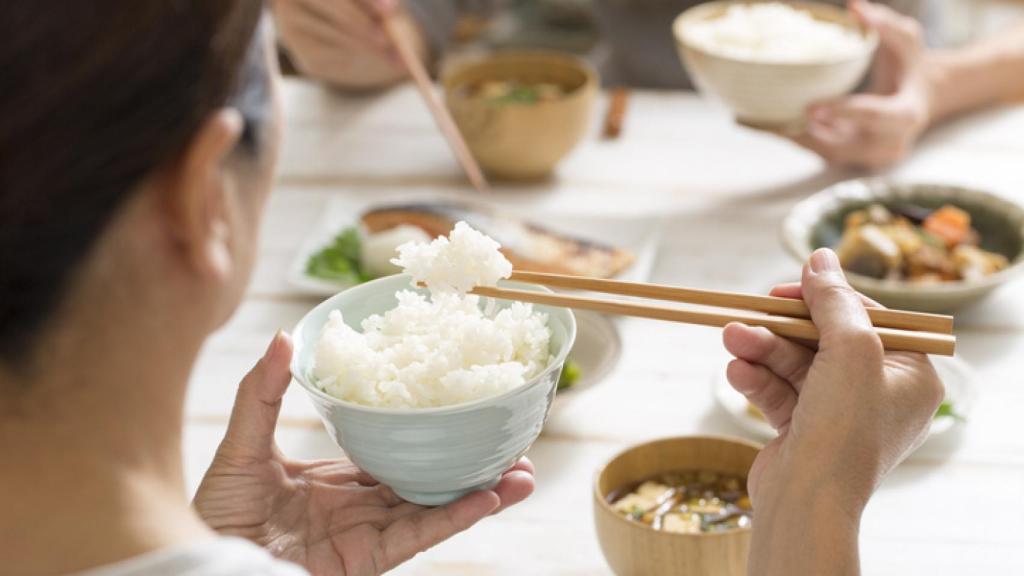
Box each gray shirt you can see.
[407,0,923,89]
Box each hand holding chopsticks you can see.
[470,270,955,356]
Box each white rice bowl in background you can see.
[673,1,877,128]
[681,2,867,63]
[312,221,553,409]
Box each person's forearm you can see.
[927,21,1024,123]
[749,476,864,576]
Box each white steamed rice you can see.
[683,2,866,63]
[391,221,514,295]
[313,221,552,409]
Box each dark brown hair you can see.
[0,2,266,367]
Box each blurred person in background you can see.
[272,0,1024,168]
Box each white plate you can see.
[554,310,621,402]
[712,355,975,441]
[287,196,664,296]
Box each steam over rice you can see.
[683,2,866,63]
[313,222,552,409]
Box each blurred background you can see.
[278,0,1024,81]
[442,0,1022,52]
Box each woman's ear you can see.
[162,108,244,281]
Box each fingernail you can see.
[502,469,531,481]
[264,330,286,358]
[487,494,501,513]
[810,248,841,273]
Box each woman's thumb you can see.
[219,331,294,462]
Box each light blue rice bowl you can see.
[291,274,577,505]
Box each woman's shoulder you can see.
[74,537,308,576]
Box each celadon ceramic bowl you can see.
[782,179,1024,312]
[673,1,877,131]
[291,274,577,505]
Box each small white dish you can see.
[712,355,975,441]
[286,217,365,296]
[288,197,664,297]
[552,310,621,405]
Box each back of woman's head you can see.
[0,1,264,368]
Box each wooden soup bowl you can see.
[594,436,762,576]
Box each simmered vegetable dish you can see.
[835,203,1008,283]
[609,470,752,534]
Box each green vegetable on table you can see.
[558,359,582,391]
[305,227,371,284]
[934,399,966,422]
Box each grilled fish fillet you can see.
[361,203,635,278]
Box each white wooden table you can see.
[184,78,1024,575]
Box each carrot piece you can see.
[923,205,971,247]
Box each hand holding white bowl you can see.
[793,0,931,169]
[194,332,535,576]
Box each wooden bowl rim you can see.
[672,0,879,68]
[592,435,763,539]
[442,50,598,104]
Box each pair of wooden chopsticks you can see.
[469,271,956,356]
[382,16,489,193]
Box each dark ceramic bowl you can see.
[783,179,1024,312]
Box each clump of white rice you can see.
[313,222,552,409]
[392,221,513,295]
[683,3,866,63]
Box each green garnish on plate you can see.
[305,227,371,284]
[934,399,965,422]
[557,359,582,391]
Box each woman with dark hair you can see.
[0,2,532,574]
[0,1,946,575]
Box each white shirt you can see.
[74,537,308,576]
